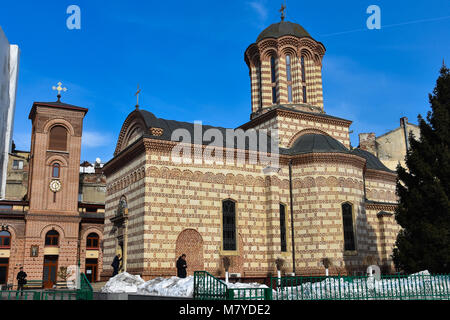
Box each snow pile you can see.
[274,270,450,300]
[102,274,268,298]
[101,272,146,293]
[137,276,194,297]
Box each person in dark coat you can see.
[176,254,187,278]
[111,254,122,277]
[16,267,27,296]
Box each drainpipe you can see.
[289,160,296,275]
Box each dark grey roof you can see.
[257,21,311,42]
[276,105,352,123]
[281,133,350,155]
[138,110,276,152]
[351,148,394,173]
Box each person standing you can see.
[111,253,122,277]
[176,254,187,278]
[16,267,27,296]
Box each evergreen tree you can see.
[393,64,450,274]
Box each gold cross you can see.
[135,84,141,108]
[52,82,67,101]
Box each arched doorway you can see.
[175,229,204,276]
[85,233,100,283]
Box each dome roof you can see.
[256,21,311,42]
[286,133,350,155]
[350,148,394,173]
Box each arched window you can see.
[86,233,99,249]
[286,55,293,103]
[52,163,60,178]
[0,231,11,249]
[270,56,277,104]
[222,200,236,251]
[45,230,59,247]
[342,203,356,251]
[49,126,68,151]
[279,204,287,252]
[301,55,306,82]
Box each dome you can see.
[287,134,350,155]
[256,21,311,42]
[351,148,394,173]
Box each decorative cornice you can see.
[365,168,397,183]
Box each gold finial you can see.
[135,84,141,109]
[279,2,286,21]
[52,82,67,102]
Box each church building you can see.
[102,16,400,279]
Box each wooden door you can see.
[43,256,58,289]
[0,258,8,285]
[85,259,98,283]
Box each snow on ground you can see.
[274,270,450,300]
[101,272,146,293]
[102,273,267,297]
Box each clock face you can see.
[49,180,61,192]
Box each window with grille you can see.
[222,200,236,251]
[280,204,287,252]
[49,126,68,151]
[342,203,356,251]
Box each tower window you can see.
[303,86,307,103]
[52,163,60,178]
[280,204,287,252]
[286,55,293,103]
[301,56,306,82]
[49,126,68,151]
[270,56,277,104]
[342,203,356,251]
[45,230,59,247]
[222,200,236,251]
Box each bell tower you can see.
[27,84,88,215]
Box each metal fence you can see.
[193,271,272,300]
[0,273,93,301]
[271,274,450,300]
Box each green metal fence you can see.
[193,271,272,300]
[0,273,93,301]
[271,274,450,300]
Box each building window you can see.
[342,203,356,251]
[270,56,277,104]
[301,56,306,82]
[280,204,287,252]
[49,125,68,151]
[12,160,23,170]
[86,233,99,249]
[303,86,307,103]
[45,230,59,247]
[0,231,11,249]
[222,200,236,251]
[286,55,293,103]
[52,163,60,178]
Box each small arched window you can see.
[52,163,60,178]
[342,203,356,251]
[286,55,293,102]
[45,230,59,246]
[301,55,306,82]
[270,56,277,104]
[0,231,11,249]
[222,200,236,251]
[86,233,99,249]
[49,126,68,151]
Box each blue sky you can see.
[1,0,449,163]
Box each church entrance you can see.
[85,259,98,283]
[43,255,58,289]
[0,258,9,285]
